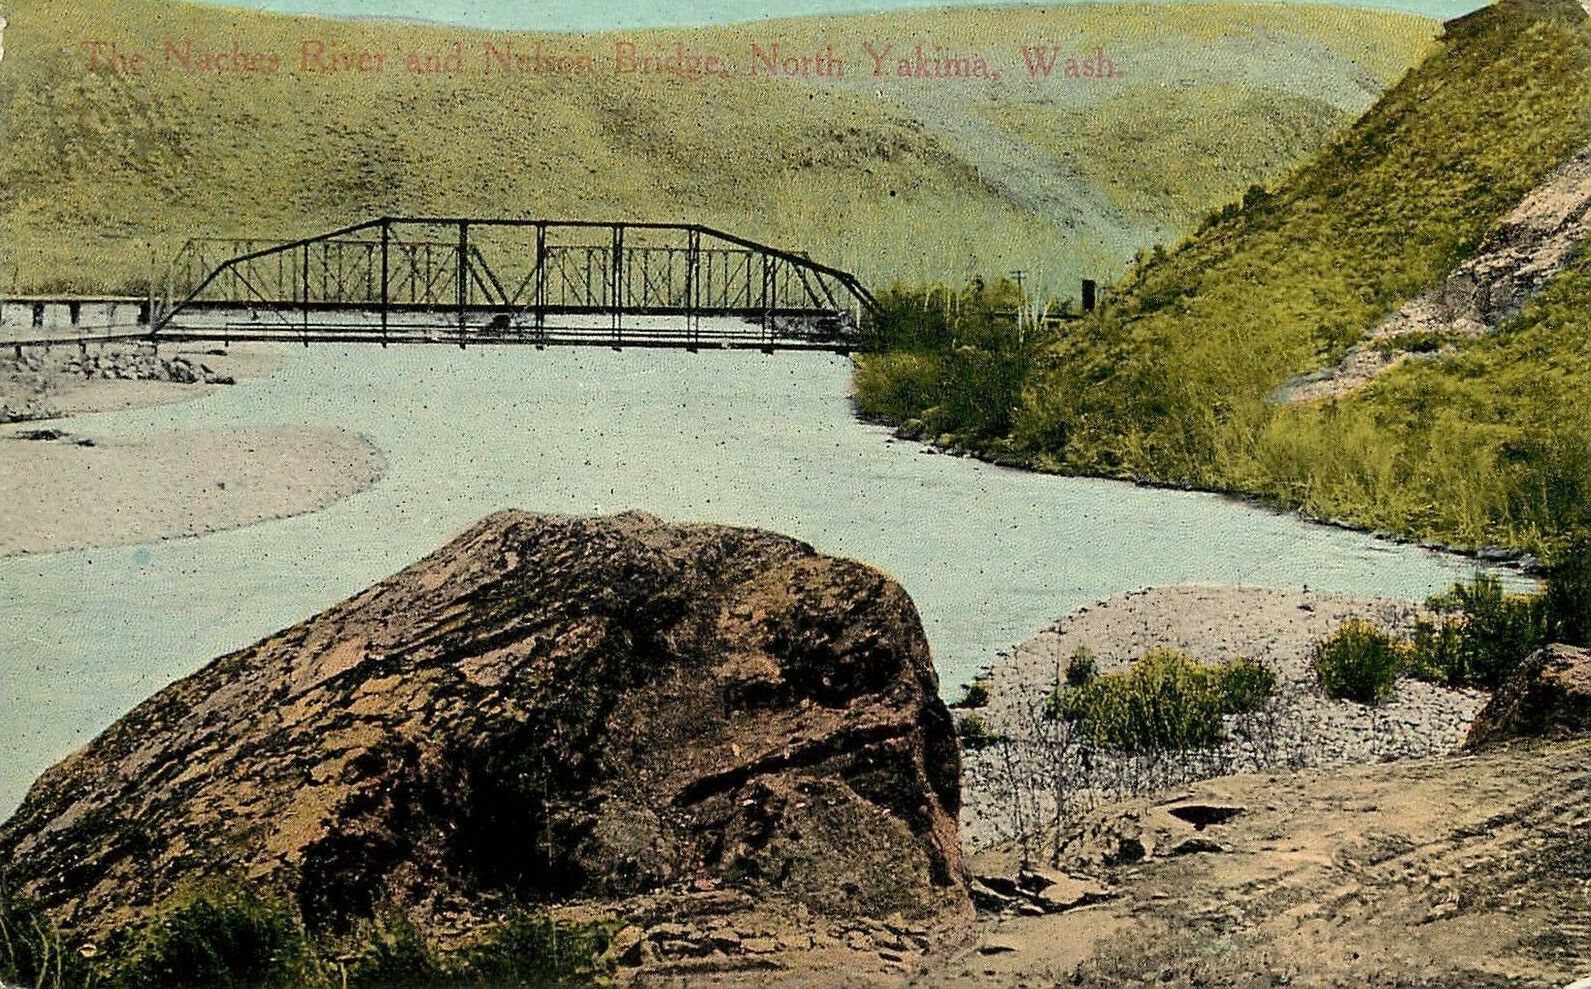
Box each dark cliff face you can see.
[0,511,966,939]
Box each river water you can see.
[0,346,1498,816]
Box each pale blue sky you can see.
[188,0,1491,32]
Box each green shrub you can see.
[1049,648,1276,753]
[1215,656,1278,713]
[342,912,437,989]
[956,712,1002,751]
[1312,619,1403,705]
[446,912,614,988]
[0,890,93,989]
[854,279,1038,443]
[1,880,617,989]
[1404,614,1468,688]
[1064,646,1098,688]
[1546,536,1591,647]
[951,678,991,709]
[102,885,313,989]
[1425,574,1549,690]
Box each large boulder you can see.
[1466,643,1591,750]
[0,511,966,944]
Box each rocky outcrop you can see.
[1466,643,1591,749]
[1279,143,1591,405]
[0,511,966,947]
[1381,144,1591,338]
[0,345,234,421]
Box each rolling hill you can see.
[0,0,1437,294]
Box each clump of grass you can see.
[1064,646,1098,688]
[1312,619,1404,705]
[100,885,325,989]
[448,911,615,988]
[1408,574,1550,690]
[951,676,991,709]
[2,882,615,989]
[1048,648,1277,753]
[0,890,94,989]
[957,712,1003,751]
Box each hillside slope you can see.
[0,0,1434,293]
[858,0,1591,555]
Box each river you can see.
[0,346,1502,816]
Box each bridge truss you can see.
[156,218,878,352]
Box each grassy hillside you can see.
[858,0,1591,554]
[0,0,1435,294]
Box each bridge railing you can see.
[156,218,878,351]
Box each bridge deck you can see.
[3,313,857,354]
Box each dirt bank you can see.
[942,738,1591,988]
[0,426,386,556]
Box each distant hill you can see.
[0,0,1435,293]
[858,0,1591,553]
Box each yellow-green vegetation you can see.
[989,84,1346,231]
[859,0,1591,555]
[952,675,992,709]
[0,0,1433,294]
[1313,546,1591,704]
[0,883,615,989]
[1311,618,1405,705]
[1047,648,1276,753]
[956,711,1002,750]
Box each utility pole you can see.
[1009,269,1028,332]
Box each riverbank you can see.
[959,584,1492,850]
[0,343,388,556]
[884,415,1544,573]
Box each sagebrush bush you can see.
[1049,648,1276,753]
[1312,619,1403,704]
[1424,574,1549,690]
[1064,646,1098,687]
[957,712,1001,750]
[1215,655,1277,713]
[952,677,991,709]
[1546,536,1591,647]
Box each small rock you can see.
[1168,837,1225,856]
[976,938,1019,956]
[604,926,645,966]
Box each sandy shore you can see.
[0,426,386,556]
[0,343,387,556]
[961,584,1489,850]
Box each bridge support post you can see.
[380,218,390,348]
[611,224,624,350]
[761,254,775,351]
[301,244,310,346]
[457,221,470,349]
[686,228,701,353]
[535,222,547,348]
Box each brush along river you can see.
[0,345,1516,815]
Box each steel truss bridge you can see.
[153,217,878,352]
